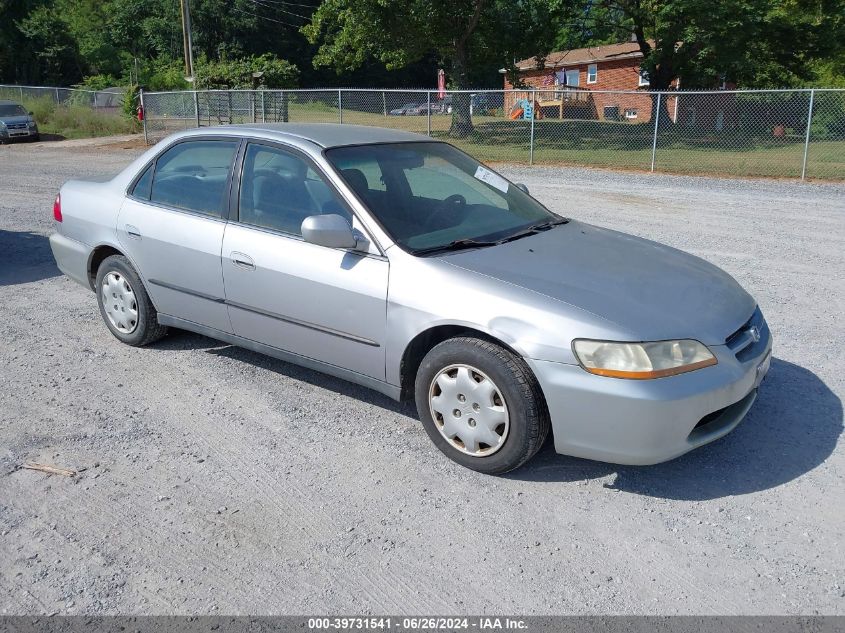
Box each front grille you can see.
[6,123,27,130]
[725,306,768,362]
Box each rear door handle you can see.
[230,252,255,270]
[125,224,141,239]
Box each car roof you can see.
[178,123,434,149]
[0,100,24,106]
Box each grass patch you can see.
[295,109,845,179]
[22,96,138,139]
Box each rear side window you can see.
[149,140,239,218]
[131,164,153,200]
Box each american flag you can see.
[541,72,555,87]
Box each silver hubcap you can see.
[429,364,509,457]
[101,271,138,334]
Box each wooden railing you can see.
[535,87,592,104]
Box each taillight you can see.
[53,193,62,222]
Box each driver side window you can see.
[238,143,352,236]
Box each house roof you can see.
[509,41,646,72]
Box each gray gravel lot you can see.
[1,137,844,615]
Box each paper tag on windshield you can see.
[474,166,509,194]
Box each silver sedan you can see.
[49,124,772,474]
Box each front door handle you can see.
[230,252,255,270]
[125,224,141,239]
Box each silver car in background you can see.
[49,124,772,474]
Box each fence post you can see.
[55,87,59,103]
[193,91,199,128]
[382,91,387,116]
[261,90,266,123]
[251,91,256,123]
[427,91,432,136]
[140,90,148,144]
[20,86,24,102]
[801,88,815,181]
[338,89,343,124]
[650,92,662,172]
[529,89,536,165]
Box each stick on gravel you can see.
[22,462,77,477]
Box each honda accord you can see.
[49,124,772,474]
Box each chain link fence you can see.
[141,88,845,180]
[0,84,125,108]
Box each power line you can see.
[231,5,307,29]
[248,0,312,21]
[250,0,319,9]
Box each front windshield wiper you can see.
[495,217,569,245]
[413,238,501,256]
[413,218,569,256]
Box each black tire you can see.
[95,254,168,346]
[414,337,550,475]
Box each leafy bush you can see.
[123,84,140,120]
[195,54,299,89]
[76,75,119,91]
[140,58,191,92]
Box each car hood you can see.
[0,115,32,125]
[441,220,755,345]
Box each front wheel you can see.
[95,254,168,346]
[415,337,549,474]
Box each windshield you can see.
[0,104,28,117]
[325,142,562,254]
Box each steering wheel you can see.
[426,194,467,228]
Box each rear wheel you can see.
[95,255,168,346]
[415,337,549,474]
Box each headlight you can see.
[28,121,37,128]
[572,339,716,379]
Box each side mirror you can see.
[29,111,34,116]
[515,183,529,194]
[301,214,360,250]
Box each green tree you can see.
[0,0,43,83]
[304,0,562,137]
[16,4,81,84]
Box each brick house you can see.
[502,41,679,123]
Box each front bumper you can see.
[1,126,37,140]
[528,326,772,465]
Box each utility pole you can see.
[179,0,195,82]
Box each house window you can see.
[565,69,580,87]
[624,108,638,120]
[587,64,597,84]
[638,68,650,87]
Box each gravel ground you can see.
[1,137,844,616]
